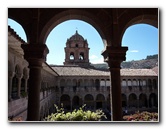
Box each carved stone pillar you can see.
[8,71,14,101]
[21,43,49,121]
[17,75,22,98]
[24,78,28,93]
[102,46,128,121]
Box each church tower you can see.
[64,30,90,67]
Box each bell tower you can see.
[64,30,90,67]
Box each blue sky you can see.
[8,18,158,65]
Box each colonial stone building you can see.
[8,26,158,121]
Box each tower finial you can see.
[76,27,78,34]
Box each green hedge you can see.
[45,104,107,121]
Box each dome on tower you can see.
[69,30,84,41]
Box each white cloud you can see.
[130,50,139,53]
[89,54,104,64]
[89,55,98,59]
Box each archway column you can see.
[17,75,22,98]
[8,71,14,101]
[102,46,128,121]
[21,43,49,121]
[24,78,28,93]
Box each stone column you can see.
[8,71,14,101]
[102,46,128,121]
[24,78,28,93]
[21,44,49,121]
[17,75,22,98]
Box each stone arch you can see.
[139,93,148,108]
[84,79,89,87]
[66,79,72,87]
[95,79,100,90]
[100,79,105,86]
[128,93,137,108]
[128,79,132,91]
[89,79,94,87]
[72,96,80,109]
[120,12,158,45]
[73,79,77,87]
[96,94,105,109]
[106,79,110,87]
[142,79,147,86]
[70,52,75,60]
[122,79,127,86]
[79,52,84,60]
[149,93,157,107]
[133,79,137,86]
[78,79,83,87]
[8,18,28,42]
[39,9,106,45]
[121,94,127,107]
[60,79,65,87]
[84,94,94,109]
[127,79,132,86]
[60,94,71,110]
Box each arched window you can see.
[143,80,146,86]
[128,93,137,108]
[100,79,105,86]
[60,79,65,87]
[128,79,132,86]
[60,94,71,110]
[79,52,84,60]
[70,52,75,60]
[84,94,94,109]
[106,79,110,87]
[133,79,137,86]
[96,94,105,109]
[122,79,127,86]
[138,79,142,86]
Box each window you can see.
[100,79,105,86]
[122,79,127,86]
[79,52,84,60]
[70,52,75,60]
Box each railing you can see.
[56,85,157,94]
[121,85,157,93]
[57,86,110,94]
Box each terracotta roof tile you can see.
[51,65,157,76]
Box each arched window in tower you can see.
[75,44,78,48]
[70,52,75,60]
[79,52,84,60]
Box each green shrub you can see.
[45,104,107,121]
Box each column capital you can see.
[8,71,14,78]
[21,44,49,65]
[101,46,128,68]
